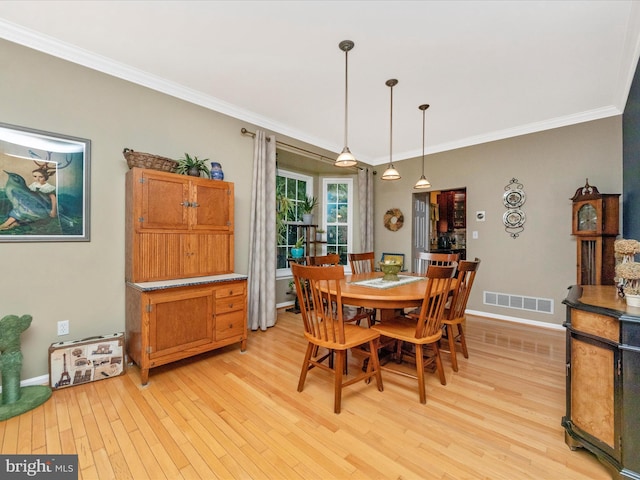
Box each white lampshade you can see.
[335,147,357,167]
[414,175,431,189]
[381,165,401,180]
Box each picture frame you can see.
[0,123,91,242]
[380,252,405,269]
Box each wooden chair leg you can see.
[458,324,469,358]
[415,344,426,404]
[433,343,447,386]
[368,339,384,392]
[298,343,314,392]
[447,325,459,372]
[334,350,345,414]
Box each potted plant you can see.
[291,237,305,259]
[276,192,293,244]
[176,153,210,177]
[315,228,326,242]
[301,195,318,224]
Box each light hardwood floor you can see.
[1,311,611,480]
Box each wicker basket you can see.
[123,148,178,173]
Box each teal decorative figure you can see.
[0,314,51,420]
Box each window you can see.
[276,169,313,276]
[322,178,353,268]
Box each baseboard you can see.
[276,300,295,309]
[0,374,49,394]
[466,309,564,331]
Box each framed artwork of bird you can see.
[0,122,90,242]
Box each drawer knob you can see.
[228,303,234,308]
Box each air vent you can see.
[483,291,553,314]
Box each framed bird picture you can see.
[0,123,90,242]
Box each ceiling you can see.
[1,1,640,166]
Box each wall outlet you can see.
[57,320,70,336]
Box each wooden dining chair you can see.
[347,252,378,326]
[291,263,383,413]
[308,253,374,328]
[372,264,456,404]
[415,251,460,275]
[441,258,481,372]
[306,253,341,267]
[348,252,375,274]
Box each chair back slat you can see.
[348,252,375,274]
[307,254,340,266]
[414,264,456,338]
[291,263,346,345]
[415,252,459,275]
[447,259,481,320]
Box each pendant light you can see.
[414,104,432,189]
[381,79,401,180]
[335,40,357,167]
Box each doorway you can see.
[412,188,467,272]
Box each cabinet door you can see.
[568,332,620,461]
[148,287,214,360]
[182,234,232,277]
[190,181,233,231]
[453,191,466,229]
[140,171,189,230]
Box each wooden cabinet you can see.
[562,285,640,479]
[125,167,246,385]
[126,277,247,385]
[437,190,466,232]
[126,168,234,283]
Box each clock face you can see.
[577,204,597,231]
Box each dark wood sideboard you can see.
[562,285,640,480]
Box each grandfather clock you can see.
[570,179,620,285]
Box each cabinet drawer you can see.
[216,284,245,299]
[216,295,244,314]
[216,310,245,340]
[571,309,619,343]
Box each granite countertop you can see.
[127,273,248,291]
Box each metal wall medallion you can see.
[503,178,526,238]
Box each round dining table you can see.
[340,272,429,321]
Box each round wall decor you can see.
[384,208,404,231]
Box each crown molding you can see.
[0,19,625,167]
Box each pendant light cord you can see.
[344,47,349,148]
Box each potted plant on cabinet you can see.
[315,228,326,242]
[301,195,318,224]
[291,237,305,259]
[176,153,210,177]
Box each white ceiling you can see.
[1,1,640,166]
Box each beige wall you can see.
[1,40,258,379]
[374,117,622,325]
[1,39,623,379]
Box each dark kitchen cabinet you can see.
[437,190,465,232]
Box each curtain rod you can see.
[240,127,361,170]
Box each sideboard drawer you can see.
[216,310,245,340]
[216,295,245,314]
